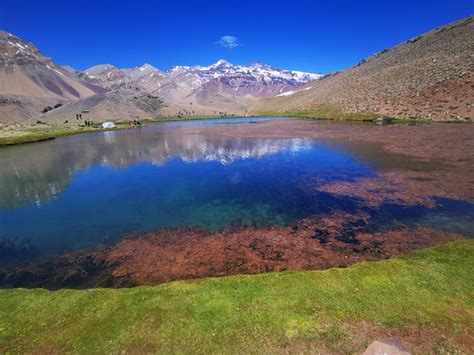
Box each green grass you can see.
[254,103,460,124]
[256,105,379,121]
[0,116,244,147]
[0,122,133,146]
[1,240,473,353]
[258,110,416,122]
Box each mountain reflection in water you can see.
[0,129,312,208]
[1,118,472,264]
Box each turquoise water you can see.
[0,117,472,263]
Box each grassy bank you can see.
[0,116,244,147]
[0,114,442,147]
[0,122,132,146]
[0,113,466,147]
[256,108,377,121]
[1,240,473,353]
[255,108,438,124]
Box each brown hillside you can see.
[252,16,474,121]
[0,30,104,123]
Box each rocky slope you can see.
[41,89,165,123]
[80,60,321,97]
[0,30,104,122]
[79,63,164,90]
[72,60,321,116]
[0,24,320,123]
[251,16,474,121]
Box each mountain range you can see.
[71,59,321,118]
[0,15,472,123]
[78,60,321,98]
[0,30,320,123]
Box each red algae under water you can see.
[1,119,473,289]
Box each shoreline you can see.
[0,114,470,147]
[0,122,131,146]
[0,115,245,147]
[1,116,473,353]
[1,240,473,353]
[0,218,460,289]
[1,119,473,289]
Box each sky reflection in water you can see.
[0,118,472,261]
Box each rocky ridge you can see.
[252,16,474,121]
[0,30,105,122]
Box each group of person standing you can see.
[129,119,142,126]
[75,113,92,127]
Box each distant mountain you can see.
[79,60,320,97]
[0,46,320,122]
[0,30,105,122]
[164,60,322,98]
[71,60,322,116]
[0,28,322,122]
[252,16,474,121]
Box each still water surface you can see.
[0,117,472,261]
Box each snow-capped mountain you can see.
[68,60,322,115]
[82,63,165,90]
[166,60,322,98]
[77,59,322,99]
[0,28,323,122]
[181,60,321,87]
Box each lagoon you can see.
[0,117,472,266]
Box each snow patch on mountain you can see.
[277,91,295,97]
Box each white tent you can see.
[101,122,116,129]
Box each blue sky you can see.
[1,0,472,73]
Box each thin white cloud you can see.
[215,35,241,48]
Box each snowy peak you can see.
[85,63,159,77]
[209,59,232,68]
[73,59,322,99]
[139,63,158,71]
[77,59,322,98]
[289,70,322,82]
[81,64,128,89]
[169,60,323,97]
[80,63,162,89]
[166,59,321,85]
[131,63,160,75]
[181,59,322,85]
[124,63,160,81]
[84,64,119,76]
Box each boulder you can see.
[363,337,410,355]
